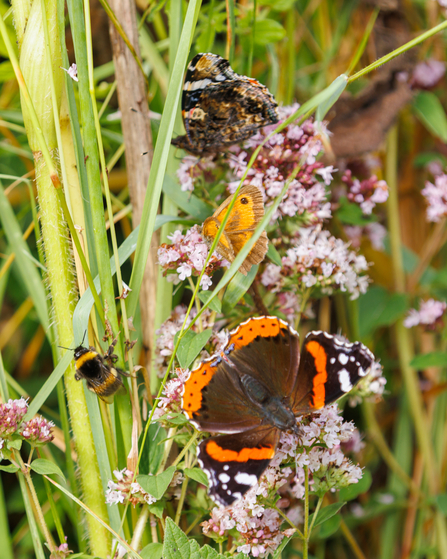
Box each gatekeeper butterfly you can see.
[201,185,268,275]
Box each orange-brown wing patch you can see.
[205,439,275,462]
[227,316,288,352]
[305,340,327,408]
[182,359,219,418]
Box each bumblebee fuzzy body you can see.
[74,342,128,403]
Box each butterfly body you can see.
[172,53,279,155]
[181,316,374,506]
[201,185,268,275]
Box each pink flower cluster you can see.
[153,367,190,419]
[421,173,447,222]
[176,105,333,225]
[105,468,156,506]
[157,225,225,290]
[261,227,369,305]
[404,298,446,329]
[201,405,364,557]
[344,223,387,251]
[155,305,228,378]
[342,170,389,215]
[0,397,54,450]
[410,59,445,90]
[348,360,387,406]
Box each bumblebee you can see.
[73,337,129,403]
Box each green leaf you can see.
[163,517,198,559]
[272,534,295,557]
[267,242,282,266]
[0,464,19,473]
[147,502,165,519]
[316,74,349,122]
[184,467,209,487]
[176,329,213,369]
[358,286,409,338]
[200,545,226,559]
[222,266,257,314]
[198,291,222,313]
[29,459,65,480]
[137,465,176,500]
[253,19,286,45]
[339,470,372,501]
[436,494,447,514]
[336,197,375,226]
[413,91,447,143]
[140,542,163,559]
[410,352,447,369]
[163,175,210,222]
[309,502,346,528]
[316,514,341,539]
[6,439,22,451]
[259,0,295,10]
[139,422,167,475]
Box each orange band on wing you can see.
[228,317,287,351]
[306,340,327,409]
[205,440,275,462]
[182,360,217,416]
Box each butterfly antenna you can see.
[81,330,87,346]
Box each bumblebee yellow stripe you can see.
[75,351,98,369]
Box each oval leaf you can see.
[177,329,213,369]
[163,517,192,559]
[413,91,447,143]
[0,464,19,473]
[184,467,209,487]
[137,465,176,500]
[339,470,372,501]
[309,501,346,528]
[254,19,286,45]
[30,459,65,480]
[140,542,163,559]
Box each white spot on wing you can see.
[338,353,349,365]
[234,472,258,487]
[338,368,353,392]
[219,473,230,483]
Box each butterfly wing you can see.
[291,331,375,414]
[172,54,278,154]
[182,353,263,434]
[223,316,301,400]
[198,425,279,506]
[202,186,268,275]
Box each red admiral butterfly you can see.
[172,53,279,155]
[181,316,374,506]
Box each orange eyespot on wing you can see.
[227,316,290,352]
[182,359,219,418]
[305,340,328,409]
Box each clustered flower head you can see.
[410,59,445,90]
[157,225,225,290]
[421,173,447,222]
[348,360,387,406]
[404,298,447,330]
[176,105,333,225]
[342,170,389,215]
[153,367,190,420]
[201,405,364,557]
[105,468,156,507]
[0,398,54,452]
[154,305,228,377]
[51,538,73,559]
[262,227,369,307]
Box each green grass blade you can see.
[0,476,13,559]
[18,473,46,559]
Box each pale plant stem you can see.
[150,515,158,543]
[130,505,150,551]
[157,427,177,474]
[303,466,309,559]
[308,496,324,534]
[273,504,304,539]
[17,453,56,553]
[174,474,189,525]
[188,277,203,332]
[339,518,368,559]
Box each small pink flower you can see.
[404,298,446,329]
[19,416,54,445]
[411,59,445,90]
[422,174,447,222]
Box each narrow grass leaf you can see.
[0,184,49,334]
[316,74,348,121]
[410,352,447,369]
[137,465,176,500]
[222,266,258,313]
[184,467,209,487]
[18,473,46,559]
[176,329,213,369]
[0,477,13,559]
[267,242,282,266]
